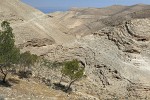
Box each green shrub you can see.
[20,51,38,69]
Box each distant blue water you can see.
[37,7,69,13]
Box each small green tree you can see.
[0,21,20,83]
[18,51,38,78]
[61,59,84,92]
[20,51,38,71]
[0,21,38,82]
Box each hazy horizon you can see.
[22,0,150,13]
[32,4,150,13]
[37,7,69,13]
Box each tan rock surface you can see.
[0,0,75,45]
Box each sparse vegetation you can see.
[0,21,38,82]
[0,21,84,95]
[20,51,38,69]
[19,51,38,71]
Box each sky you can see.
[22,0,150,13]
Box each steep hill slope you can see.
[0,0,75,44]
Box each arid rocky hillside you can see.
[0,0,75,45]
[46,4,150,99]
[49,4,150,36]
[1,0,150,99]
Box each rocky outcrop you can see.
[18,38,55,48]
[94,18,150,54]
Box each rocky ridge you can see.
[49,4,150,37]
